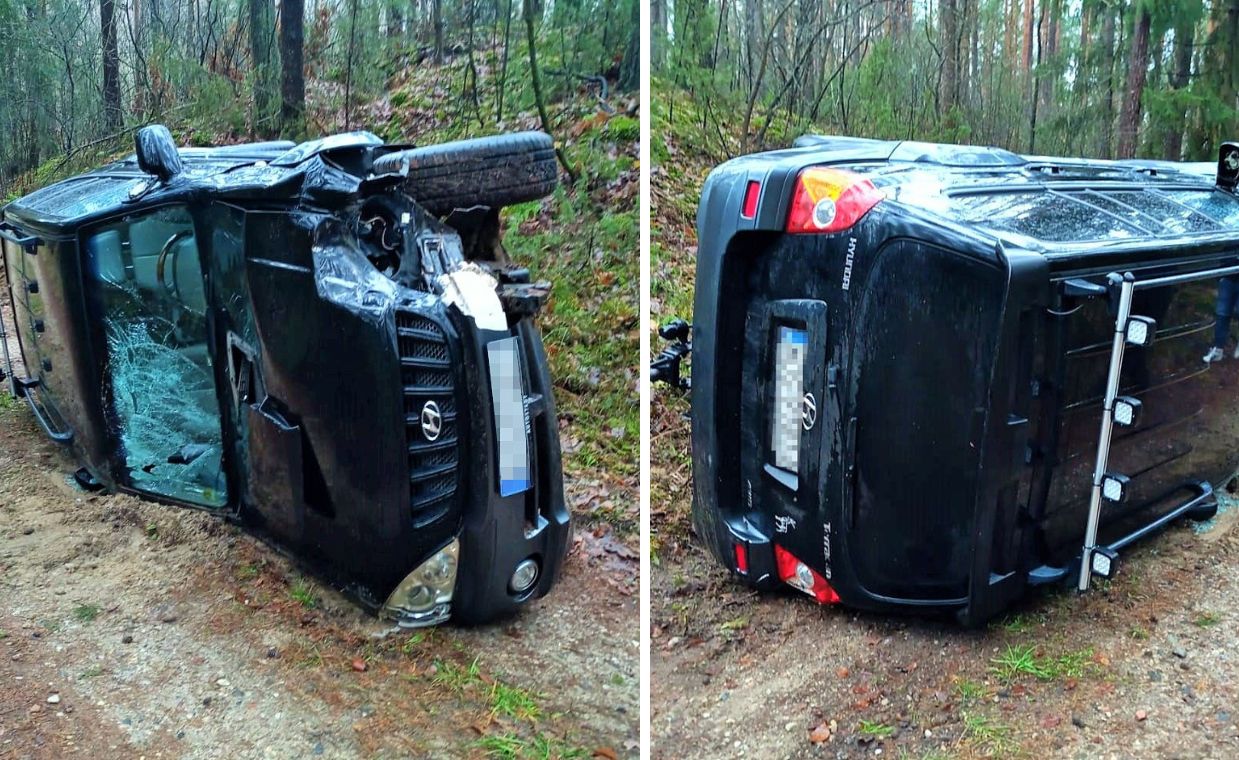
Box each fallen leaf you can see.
[809,723,831,744]
[1041,715,1062,729]
[836,667,850,679]
[352,658,367,672]
[593,748,619,760]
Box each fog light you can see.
[510,558,539,594]
[1090,546,1119,579]
[1125,316,1157,347]
[383,539,459,627]
[1101,473,1131,503]
[1113,396,1142,427]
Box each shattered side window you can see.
[85,206,229,507]
[951,191,1144,242]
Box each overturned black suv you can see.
[0,125,570,627]
[673,136,1239,625]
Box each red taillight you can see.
[773,545,840,604]
[785,167,883,234]
[734,544,749,574]
[741,180,761,219]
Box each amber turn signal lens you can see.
[785,167,883,234]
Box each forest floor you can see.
[0,59,639,760]
[648,91,1239,759]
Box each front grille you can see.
[396,310,459,526]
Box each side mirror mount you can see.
[135,125,183,183]
[1218,142,1239,192]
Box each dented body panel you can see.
[0,131,570,625]
[691,137,1239,625]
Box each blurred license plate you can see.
[488,337,532,496]
[771,326,807,471]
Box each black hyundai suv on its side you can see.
[675,136,1239,625]
[0,125,570,627]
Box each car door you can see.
[82,204,230,508]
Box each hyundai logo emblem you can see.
[801,392,817,431]
[421,401,443,442]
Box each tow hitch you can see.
[650,319,692,390]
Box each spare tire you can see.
[373,131,558,216]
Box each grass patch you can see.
[0,393,17,412]
[998,612,1039,634]
[235,564,260,581]
[297,644,325,670]
[289,579,317,608]
[476,733,589,760]
[477,733,526,759]
[718,616,749,632]
[963,713,1017,756]
[1193,612,1221,627]
[73,604,101,623]
[433,656,483,691]
[79,664,104,679]
[955,676,986,702]
[400,632,427,655]
[989,644,1099,683]
[858,719,895,738]
[990,644,1052,682]
[490,681,541,721]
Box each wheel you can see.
[373,132,558,216]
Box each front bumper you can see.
[393,308,570,626]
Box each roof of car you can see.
[2,132,387,235]
[768,135,1239,253]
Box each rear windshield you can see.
[948,187,1239,243]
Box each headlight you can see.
[383,539,460,627]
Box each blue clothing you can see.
[1213,276,1239,348]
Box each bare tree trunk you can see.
[1096,6,1117,158]
[940,0,959,114]
[433,0,444,63]
[1163,22,1193,159]
[250,0,276,137]
[497,0,514,121]
[1117,8,1151,158]
[279,0,304,133]
[389,4,403,39]
[522,0,576,182]
[101,0,122,131]
[1021,0,1035,71]
[618,0,639,92]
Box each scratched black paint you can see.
[690,136,1239,625]
[0,130,570,624]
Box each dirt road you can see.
[0,402,638,759]
[651,481,1239,759]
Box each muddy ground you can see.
[0,402,638,759]
[651,400,1239,759]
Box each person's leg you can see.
[1206,278,1236,362]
